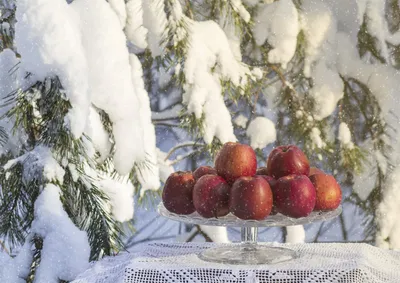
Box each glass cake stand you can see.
[158,203,342,265]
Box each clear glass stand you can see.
[198,227,297,264]
[158,203,342,265]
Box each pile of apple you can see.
[162,142,342,220]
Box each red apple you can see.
[274,175,316,218]
[214,142,257,184]
[258,175,277,189]
[309,167,325,176]
[309,174,342,211]
[229,176,273,220]
[267,145,310,179]
[162,171,196,215]
[193,166,217,181]
[257,175,278,215]
[256,167,269,176]
[192,175,230,218]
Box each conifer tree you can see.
[0,0,400,281]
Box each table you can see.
[72,242,400,283]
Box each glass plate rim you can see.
[157,202,342,227]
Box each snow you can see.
[353,141,376,201]
[242,0,260,6]
[125,0,148,50]
[183,19,250,144]
[72,0,146,175]
[337,32,400,118]
[200,226,229,243]
[310,127,325,149]
[300,1,336,77]
[230,0,251,23]
[338,122,353,149]
[85,107,112,162]
[253,0,299,69]
[234,114,248,128]
[175,227,197,242]
[97,178,135,222]
[356,0,368,24]
[285,225,305,244]
[362,0,389,61]
[156,148,174,183]
[246,117,276,149]
[15,0,90,139]
[300,1,344,120]
[32,184,90,282]
[0,49,27,156]
[219,10,242,61]
[108,0,127,28]
[252,68,263,80]
[0,234,33,283]
[152,104,183,120]
[376,166,400,250]
[3,145,65,184]
[142,0,168,57]
[129,54,161,193]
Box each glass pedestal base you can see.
[198,243,297,265]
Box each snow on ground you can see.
[15,0,90,139]
[285,225,305,244]
[253,0,299,69]
[246,117,276,149]
[200,226,229,243]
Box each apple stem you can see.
[241,227,258,243]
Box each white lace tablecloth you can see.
[72,242,400,283]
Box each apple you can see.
[309,174,342,211]
[215,142,257,184]
[193,166,217,181]
[274,174,316,218]
[257,175,277,189]
[267,145,310,179]
[162,171,196,215]
[309,167,325,176]
[192,175,230,218]
[256,175,278,215]
[256,167,269,176]
[229,176,273,220]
